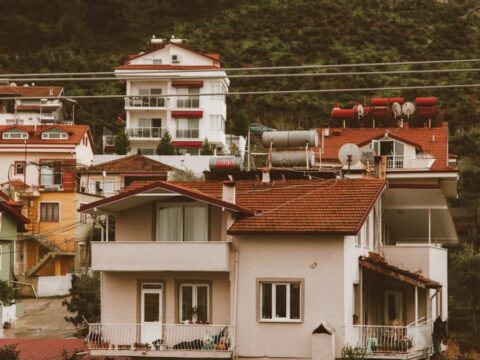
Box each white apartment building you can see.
[0,84,64,125]
[112,37,229,156]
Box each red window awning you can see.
[173,141,203,148]
[171,80,204,88]
[171,111,203,118]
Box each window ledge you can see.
[258,319,303,324]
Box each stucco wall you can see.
[101,271,230,325]
[232,235,346,359]
[0,211,19,282]
[115,202,154,242]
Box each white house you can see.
[110,37,229,156]
[80,175,445,359]
[0,85,64,125]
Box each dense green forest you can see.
[0,0,480,204]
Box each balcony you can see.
[125,96,167,109]
[176,97,200,109]
[344,322,432,359]
[127,127,165,139]
[91,241,230,272]
[176,129,199,139]
[86,323,234,358]
[385,154,435,170]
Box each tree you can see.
[200,139,214,155]
[156,131,175,155]
[63,273,100,335]
[0,345,19,360]
[114,130,130,155]
[231,110,250,137]
[0,280,15,306]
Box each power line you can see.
[2,82,480,101]
[3,57,480,77]
[5,66,480,82]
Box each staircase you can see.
[26,205,37,233]
[26,252,54,276]
[25,237,74,276]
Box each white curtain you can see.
[158,207,182,242]
[184,206,208,242]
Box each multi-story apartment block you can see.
[0,85,65,125]
[0,125,99,283]
[110,37,228,156]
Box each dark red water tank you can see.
[371,98,390,106]
[331,108,354,118]
[389,97,405,104]
[416,97,437,106]
[372,107,389,117]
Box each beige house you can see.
[80,174,447,360]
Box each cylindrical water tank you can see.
[271,150,315,167]
[331,108,354,118]
[262,130,319,148]
[416,97,437,106]
[209,157,242,172]
[371,98,390,106]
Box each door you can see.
[141,283,163,344]
[384,290,404,325]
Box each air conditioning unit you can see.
[172,54,180,63]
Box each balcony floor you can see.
[90,349,232,358]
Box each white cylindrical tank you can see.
[271,150,315,167]
[262,130,319,148]
[209,156,242,172]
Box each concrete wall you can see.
[0,212,18,282]
[115,202,154,242]
[101,271,230,325]
[37,273,72,297]
[232,235,346,359]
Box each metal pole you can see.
[247,129,251,171]
[415,286,418,325]
[428,209,431,245]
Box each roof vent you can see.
[261,169,270,184]
[172,54,180,63]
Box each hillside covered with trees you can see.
[0,0,480,203]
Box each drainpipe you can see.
[11,281,38,299]
[232,245,240,360]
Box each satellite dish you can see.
[391,102,402,118]
[338,143,361,168]
[402,102,416,118]
[353,104,365,118]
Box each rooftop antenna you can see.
[338,143,361,176]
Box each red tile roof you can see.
[115,64,221,71]
[86,154,172,174]
[319,124,453,171]
[125,42,221,64]
[0,338,88,360]
[83,178,385,235]
[0,86,63,97]
[0,125,93,146]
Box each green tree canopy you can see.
[114,130,130,155]
[200,139,214,155]
[157,131,176,155]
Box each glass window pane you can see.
[184,206,208,242]
[261,283,272,319]
[142,283,163,290]
[290,283,300,319]
[275,284,287,318]
[158,207,182,241]
[181,286,193,321]
[151,88,162,95]
[138,118,151,128]
[144,293,160,322]
[196,286,208,322]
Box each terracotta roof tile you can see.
[0,86,63,97]
[0,338,88,360]
[319,124,453,171]
[87,154,172,174]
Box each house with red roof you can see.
[0,125,100,291]
[0,84,65,125]
[79,174,442,359]
[109,36,229,156]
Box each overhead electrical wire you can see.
[3,57,480,77]
[2,82,480,101]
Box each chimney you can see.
[373,155,385,179]
[222,181,236,204]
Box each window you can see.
[210,115,225,131]
[14,161,25,175]
[176,88,200,108]
[40,202,59,222]
[259,281,301,321]
[152,59,163,65]
[157,205,208,242]
[103,180,114,193]
[41,131,68,140]
[176,118,199,138]
[384,291,404,324]
[179,283,209,323]
[79,203,88,224]
[3,130,28,139]
[210,82,226,102]
[40,161,62,186]
[139,148,155,155]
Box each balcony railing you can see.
[344,322,432,358]
[127,127,165,139]
[386,155,404,169]
[125,96,166,108]
[176,129,199,139]
[86,323,234,354]
[176,97,200,108]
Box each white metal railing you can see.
[176,97,200,108]
[127,127,165,139]
[125,96,166,108]
[86,323,234,352]
[344,322,432,357]
[386,155,405,169]
[176,128,199,138]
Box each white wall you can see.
[37,273,72,297]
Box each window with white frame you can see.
[157,205,208,242]
[260,281,301,321]
[176,88,200,108]
[79,203,88,224]
[41,130,68,140]
[40,202,59,222]
[210,115,225,131]
[3,130,28,139]
[179,283,209,323]
[210,82,226,102]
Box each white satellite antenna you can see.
[338,143,361,173]
[402,102,416,118]
[361,148,375,166]
[354,104,365,118]
[391,102,402,118]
